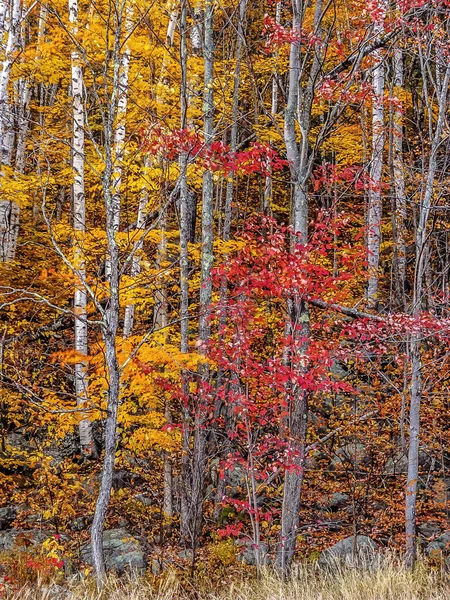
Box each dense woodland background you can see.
[1,0,450,587]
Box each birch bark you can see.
[366,1,386,306]
[69,0,96,457]
[90,16,125,580]
[0,0,21,262]
[105,4,132,280]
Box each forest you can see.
[1,0,450,597]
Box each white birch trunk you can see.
[106,5,132,280]
[69,0,96,457]
[14,79,31,173]
[366,1,386,305]
[166,8,178,46]
[0,0,20,166]
[122,157,149,338]
[190,7,202,55]
[0,0,7,38]
[0,0,21,262]
[0,199,19,261]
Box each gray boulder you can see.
[318,535,379,569]
[0,529,65,551]
[80,528,145,574]
[418,522,442,540]
[331,444,367,469]
[329,493,349,509]
[385,451,432,475]
[426,531,450,557]
[237,540,271,566]
[0,506,17,529]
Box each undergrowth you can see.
[4,557,450,600]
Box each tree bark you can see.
[405,62,450,569]
[0,0,21,262]
[69,0,96,457]
[366,1,386,306]
[391,47,407,308]
[276,0,323,574]
[180,0,214,550]
[0,0,21,166]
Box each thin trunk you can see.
[405,63,450,569]
[69,0,96,457]
[0,0,21,166]
[214,0,247,515]
[0,0,21,262]
[366,2,386,306]
[263,1,281,214]
[14,79,30,173]
[391,47,407,307]
[276,0,322,574]
[106,4,132,280]
[91,9,125,583]
[179,0,192,544]
[122,155,150,338]
[0,0,7,37]
[0,200,19,261]
[166,8,178,46]
[180,0,214,550]
[224,0,246,239]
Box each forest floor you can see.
[6,562,450,600]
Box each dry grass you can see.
[7,558,450,600]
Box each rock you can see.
[111,470,144,491]
[135,494,152,507]
[225,464,246,497]
[237,540,271,566]
[331,444,367,469]
[46,432,80,462]
[177,549,194,562]
[328,493,349,509]
[80,528,145,574]
[385,451,432,475]
[330,360,348,379]
[426,531,450,557]
[318,535,379,569]
[0,529,65,551]
[0,506,17,529]
[151,557,171,576]
[418,522,442,540]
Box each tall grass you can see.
[7,558,450,600]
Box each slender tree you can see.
[68,0,97,457]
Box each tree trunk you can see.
[276,0,323,574]
[180,0,214,550]
[391,47,407,308]
[366,2,386,306]
[0,0,21,262]
[122,155,150,338]
[405,63,450,569]
[90,6,127,582]
[0,0,21,166]
[69,0,96,457]
[0,200,19,261]
[105,4,132,280]
[263,1,281,214]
